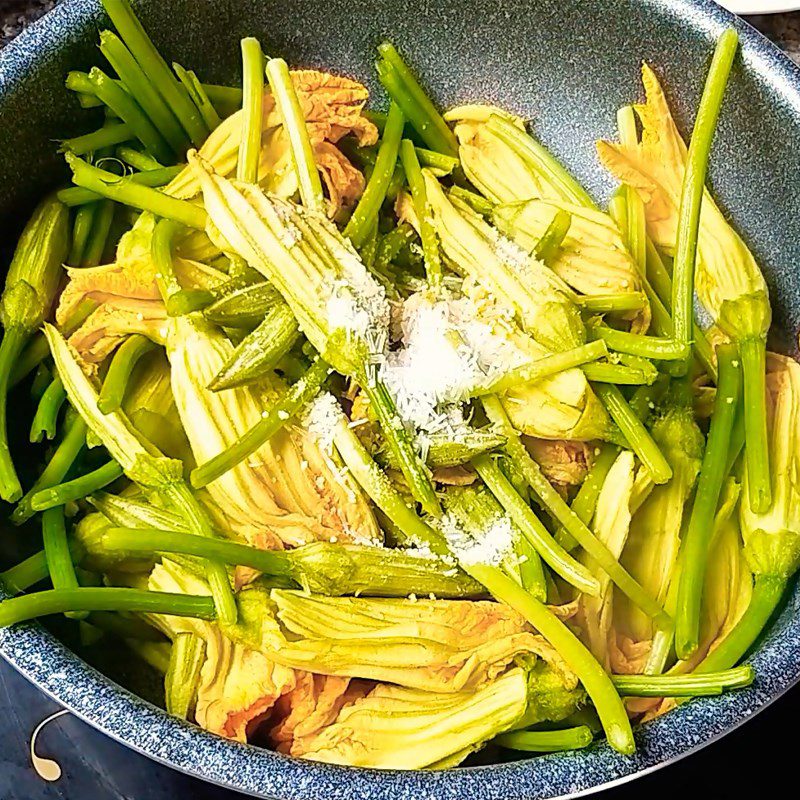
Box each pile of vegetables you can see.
[0,1,792,768]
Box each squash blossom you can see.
[447,108,647,328]
[423,172,613,442]
[166,314,380,550]
[597,64,772,513]
[614,390,704,673]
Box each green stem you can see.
[98,334,157,414]
[102,527,294,576]
[740,336,771,513]
[11,414,88,525]
[675,343,742,659]
[330,414,449,556]
[612,666,753,697]
[448,186,494,216]
[534,209,572,264]
[472,455,601,596]
[100,0,208,146]
[98,30,186,158]
[593,383,672,484]
[590,325,689,361]
[475,341,608,396]
[576,293,647,314]
[399,138,442,290]
[116,146,163,172]
[173,65,222,131]
[0,326,28,501]
[482,396,667,622]
[67,204,96,264]
[376,43,458,156]
[671,30,739,352]
[238,38,264,183]
[79,68,173,163]
[60,122,134,155]
[165,631,205,718]
[415,147,459,174]
[80,200,115,267]
[265,58,325,213]
[31,461,124,511]
[0,587,215,627]
[0,551,49,595]
[42,507,85,619]
[467,563,634,755]
[375,223,415,273]
[191,356,329,488]
[496,726,594,752]
[65,153,206,229]
[645,238,675,317]
[58,166,183,206]
[582,361,657,386]
[30,376,66,443]
[162,482,237,625]
[344,102,405,247]
[150,217,186,314]
[362,377,441,517]
[10,334,52,389]
[698,574,786,673]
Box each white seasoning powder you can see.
[439,512,514,567]
[300,393,344,453]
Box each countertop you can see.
[0,2,798,799]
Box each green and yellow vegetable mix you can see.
[0,1,787,768]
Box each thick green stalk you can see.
[30,376,66,443]
[582,360,657,386]
[593,383,672,484]
[11,413,87,524]
[42,507,84,620]
[399,139,442,289]
[362,377,441,516]
[238,38,264,183]
[577,293,647,314]
[472,455,600,596]
[265,58,325,213]
[376,42,458,156]
[80,200,115,267]
[116,146,164,172]
[100,0,209,146]
[671,30,738,354]
[496,726,594,753]
[740,337,771,513]
[99,30,186,157]
[165,631,205,719]
[0,587,216,627]
[65,154,206,229]
[191,357,330,488]
[467,564,635,755]
[161,482,237,626]
[68,204,96,264]
[344,102,405,247]
[58,166,183,206]
[612,666,753,697]
[61,122,133,155]
[173,64,222,131]
[0,551,49,595]
[31,461,124,512]
[98,334,157,414]
[697,575,786,673]
[590,325,689,361]
[202,83,243,118]
[675,343,742,659]
[448,185,494,216]
[482,396,667,623]
[534,209,573,264]
[474,341,608,396]
[0,327,27,500]
[75,68,173,163]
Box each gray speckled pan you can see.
[1,0,800,797]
